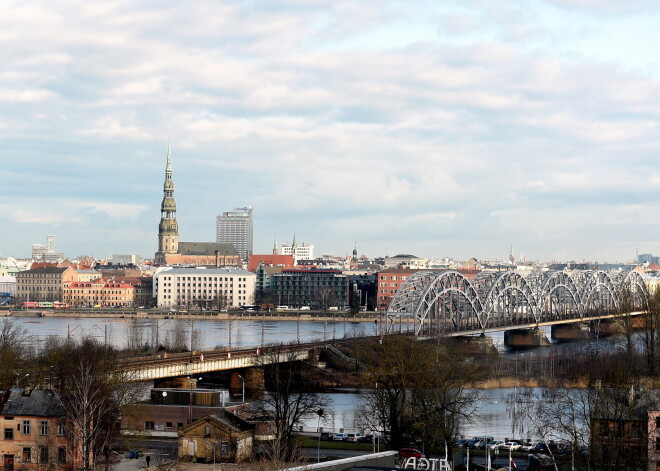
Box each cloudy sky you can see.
[1,0,660,263]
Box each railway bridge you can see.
[385,269,649,346]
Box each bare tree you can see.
[49,337,140,471]
[253,348,330,462]
[0,318,31,388]
[359,336,480,459]
[314,287,337,312]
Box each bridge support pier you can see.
[453,335,498,354]
[504,328,550,350]
[551,323,590,342]
[230,367,264,399]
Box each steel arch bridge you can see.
[385,270,649,335]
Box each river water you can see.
[9,315,376,350]
[301,388,524,442]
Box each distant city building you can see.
[638,253,659,265]
[31,235,64,262]
[15,266,78,303]
[216,206,254,261]
[382,254,427,269]
[254,263,284,295]
[375,268,480,311]
[247,254,294,272]
[153,139,241,267]
[281,242,314,261]
[271,268,348,310]
[153,267,255,308]
[111,254,143,265]
[63,280,135,307]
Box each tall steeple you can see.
[156,134,179,263]
[273,234,278,255]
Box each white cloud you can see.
[10,209,61,225]
[1,1,660,261]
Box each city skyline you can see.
[2,2,660,261]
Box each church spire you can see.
[156,134,179,263]
[273,234,278,255]
[166,130,173,173]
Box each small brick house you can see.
[178,412,254,463]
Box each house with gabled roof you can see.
[178,411,254,463]
[0,388,77,471]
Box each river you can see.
[9,315,376,350]
[300,388,527,442]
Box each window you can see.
[57,420,66,436]
[221,442,229,454]
[656,417,660,429]
[656,436,660,452]
[177,423,184,428]
[40,420,49,435]
[205,425,211,437]
[23,420,31,434]
[58,447,67,464]
[4,428,13,440]
[166,422,173,428]
[145,421,155,431]
[23,447,31,463]
[40,447,48,464]
[600,422,610,436]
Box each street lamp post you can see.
[238,374,245,403]
[316,408,324,463]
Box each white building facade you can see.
[154,267,255,308]
[281,243,315,260]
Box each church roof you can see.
[178,242,239,256]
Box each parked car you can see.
[529,442,551,454]
[468,436,494,449]
[344,433,364,442]
[454,439,470,449]
[500,441,522,451]
[521,441,541,452]
[399,448,425,459]
[360,433,382,443]
[486,440,505,450]
[320,432,333,441]
[332,433,348,441]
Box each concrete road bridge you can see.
[385,269,649,343]
[121,341,336,382]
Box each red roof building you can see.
[248,255,294,272]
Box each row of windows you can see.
[379,275,409,281]
[18,446,67,464]
[4,419,66,438]
[163,276,249,282]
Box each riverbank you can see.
[2,309,385,323]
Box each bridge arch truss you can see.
[386,269,650,335]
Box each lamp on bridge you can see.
[238,374,245,404]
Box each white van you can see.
[276,306,289,312]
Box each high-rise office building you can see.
[216,206,254,261]
[31,235,64,261]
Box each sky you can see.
[2,0,660,263]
